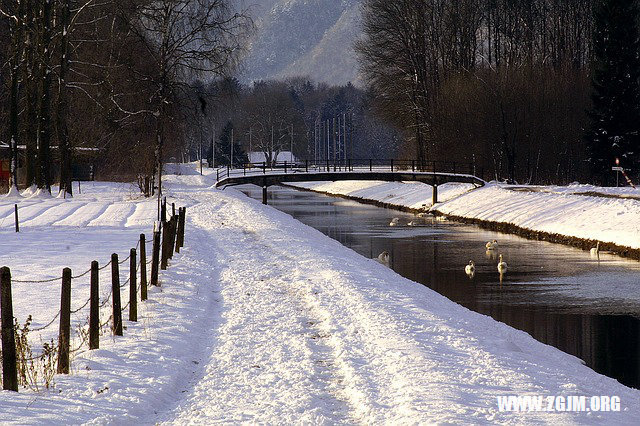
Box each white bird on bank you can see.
[465,261,475,276]
[497,254,508,274]
[389,217,400,227]
[486,239,498,250]
[376,251,390,265]
[590,242,600,256]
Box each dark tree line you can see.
[1,0,251,196]
[357,0,640,184]
[181,77,401,168]
[585,0,640,184]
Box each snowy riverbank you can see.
[1,168,640,423]
[289,180,640,252]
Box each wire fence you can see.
[0,203,188,392]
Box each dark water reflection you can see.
[240,185,640,389]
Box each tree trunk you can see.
[36,0,53,193]
[8,3,23,192]
[57,0,72,197]
[24,0,37,188]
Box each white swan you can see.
[376,251,390,265]
[590,242,600,256]
[389,217,400,227]
[408,219,420,226]
[465,260,475,276]
[486,239,498,250]
[497,254,507,274]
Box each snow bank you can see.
[1,168,639,423]
[436,184,640,249]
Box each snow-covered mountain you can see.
[241,0,361,86]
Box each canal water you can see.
[239,185,640,389]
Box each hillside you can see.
[241,0,361,86]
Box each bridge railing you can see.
[213,159,483,182]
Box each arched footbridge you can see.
[214,161,485,205]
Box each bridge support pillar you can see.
[432,184,438,205]
[262,186,268,205]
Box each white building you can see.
[249,151,298,164]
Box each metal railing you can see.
[214,159,482,182]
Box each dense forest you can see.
[0,0,251,196]
[357,0,640,184]
[2,0,640,192]
[184,77,401,168]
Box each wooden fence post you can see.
[175,209,183,253]
[111,254,123,336]
[161,197,166,223]
[167,217,174,260]
[140,234,147,300]
[1,267,18,391]
[168,216,177,260]
[177,207,186,249]
[172,202,175,217]
[151,230,161,286]
[89,261,99,349]
[14,204,19,233]
[57,268,71,374]
[161,220,170,270]
[129,248,137,322]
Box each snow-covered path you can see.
[2,168,640,424]
[153,174,640,424]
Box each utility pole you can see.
[290,124,294,162]
[212,129,215,168]
[230,127,234,168]
[326,119,330,161]
[337,115,341,165]
[343,112,347,161]
[333,117,336,164]
[199,139,203,175]
[249,127,252,159]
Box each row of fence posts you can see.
[0,206,187,392]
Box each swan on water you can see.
[389,217,400,227]
[486,239,498,250]
[376,251,390,265]
[497,254,508,274]
[590,241,600,256]
[465,260,475,276]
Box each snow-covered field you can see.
[289,180,640,250]
[1,168,640,423]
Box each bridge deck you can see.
[215,170,485,188]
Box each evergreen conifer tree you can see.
[585,0,640,184]
[211,121,248,167]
